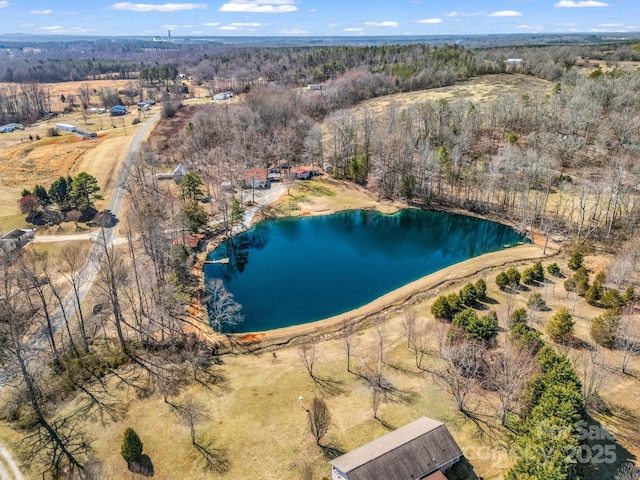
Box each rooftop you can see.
[331,416,462,480]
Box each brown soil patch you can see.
[148,105,199,161]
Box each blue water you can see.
[205,209,526,333]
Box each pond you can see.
[204,209,527,333]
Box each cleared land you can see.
[349,73,554,117]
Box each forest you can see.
[1,35,640,479]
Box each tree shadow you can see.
[129,454,154,477]
[483,296,499,305]
[312,375,346,396]
[581,414,637,480]
[445,456,479,480]
[320,444,345,460]
[194,441,231,474]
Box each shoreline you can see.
[229,241,553,347]
[208,178,559,347]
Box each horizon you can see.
[0,0,638,38]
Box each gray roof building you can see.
[330,417,462,480]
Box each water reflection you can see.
[205,209,526,333]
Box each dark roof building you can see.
[330,417,462,480]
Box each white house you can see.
[0,229,34,253]
[213,91,234,101]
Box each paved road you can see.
[0,113,161,478]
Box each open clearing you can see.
[349,74,554,117]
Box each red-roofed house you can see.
[241,166,269,189]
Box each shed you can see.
[0,229,34,253]
[330,417,462,480]
[290,165,321,180]
[0,123,23,133]
[213,91,233,101]
[110,105,127,116]
[56,123,77,132]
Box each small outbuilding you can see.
[213,91,234,101]
[330,416,462,480]
[0,229,34,253]
[55,123,77,132]
[110,105,127,116]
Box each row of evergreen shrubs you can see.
[430,279,487,321]
[496,262,549,290]
[450,309,499,343]
[506,345,586,479]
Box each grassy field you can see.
[46,243,637,480]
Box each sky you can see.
[0,0,638,37]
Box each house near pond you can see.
[240,166,269,189]
[290,165,321,180]
[330,416,462,480]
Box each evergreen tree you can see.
[121,428,143,465]
[70,172,102,212]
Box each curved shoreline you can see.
[211,179,557,346]
[231,242,550,346]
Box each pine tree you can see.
[121,428,143,465]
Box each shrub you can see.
[131,117,141,125]
[590,310,621,348]
[601,289,625,309]
[431,296,451,321]
[459,282,477,306]
[546,307,575,344]
[506,267,521,286]
[466,311,499,342]
[474,279,487,301]
[46,127,60,137]
[593,271,606,287]
[452,308,478,329]
[508,307,528,330]
[121,428,143,465]
[624,285,635,304]
[532,262,545,282]
[568,252,583,271]
[510,324,543,353]
[496,272,509,290]
[446,293,463,316]
[521,267,536,285]
[585,283,602,306]
[564,277,576,293]
[527,293,547,311]
[547,262,561,277]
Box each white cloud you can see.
[328,23,337,28]
[41,26,63,31]
[280,27,308,34]
[416,18,443,24]
[110,2,207,12]
[30,9,52,14]
[444,11,482,17]
[203,22,220,26]
[218,0,296,13]
[488,10,523,17]
[229,22,264,26]
[364,21,398,28]
[0,1,8,7]
[309,8,317,13]
[219,25,238,30]
[20,23,35,27]
[555,0,608,7]
[516,24,544,30]
[343,27,364,32]
[599,23,623,27]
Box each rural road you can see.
[0,113,161,478]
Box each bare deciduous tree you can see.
[206,278,244,333]
[307,397,332,446]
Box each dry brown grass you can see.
[349,74,554,118]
